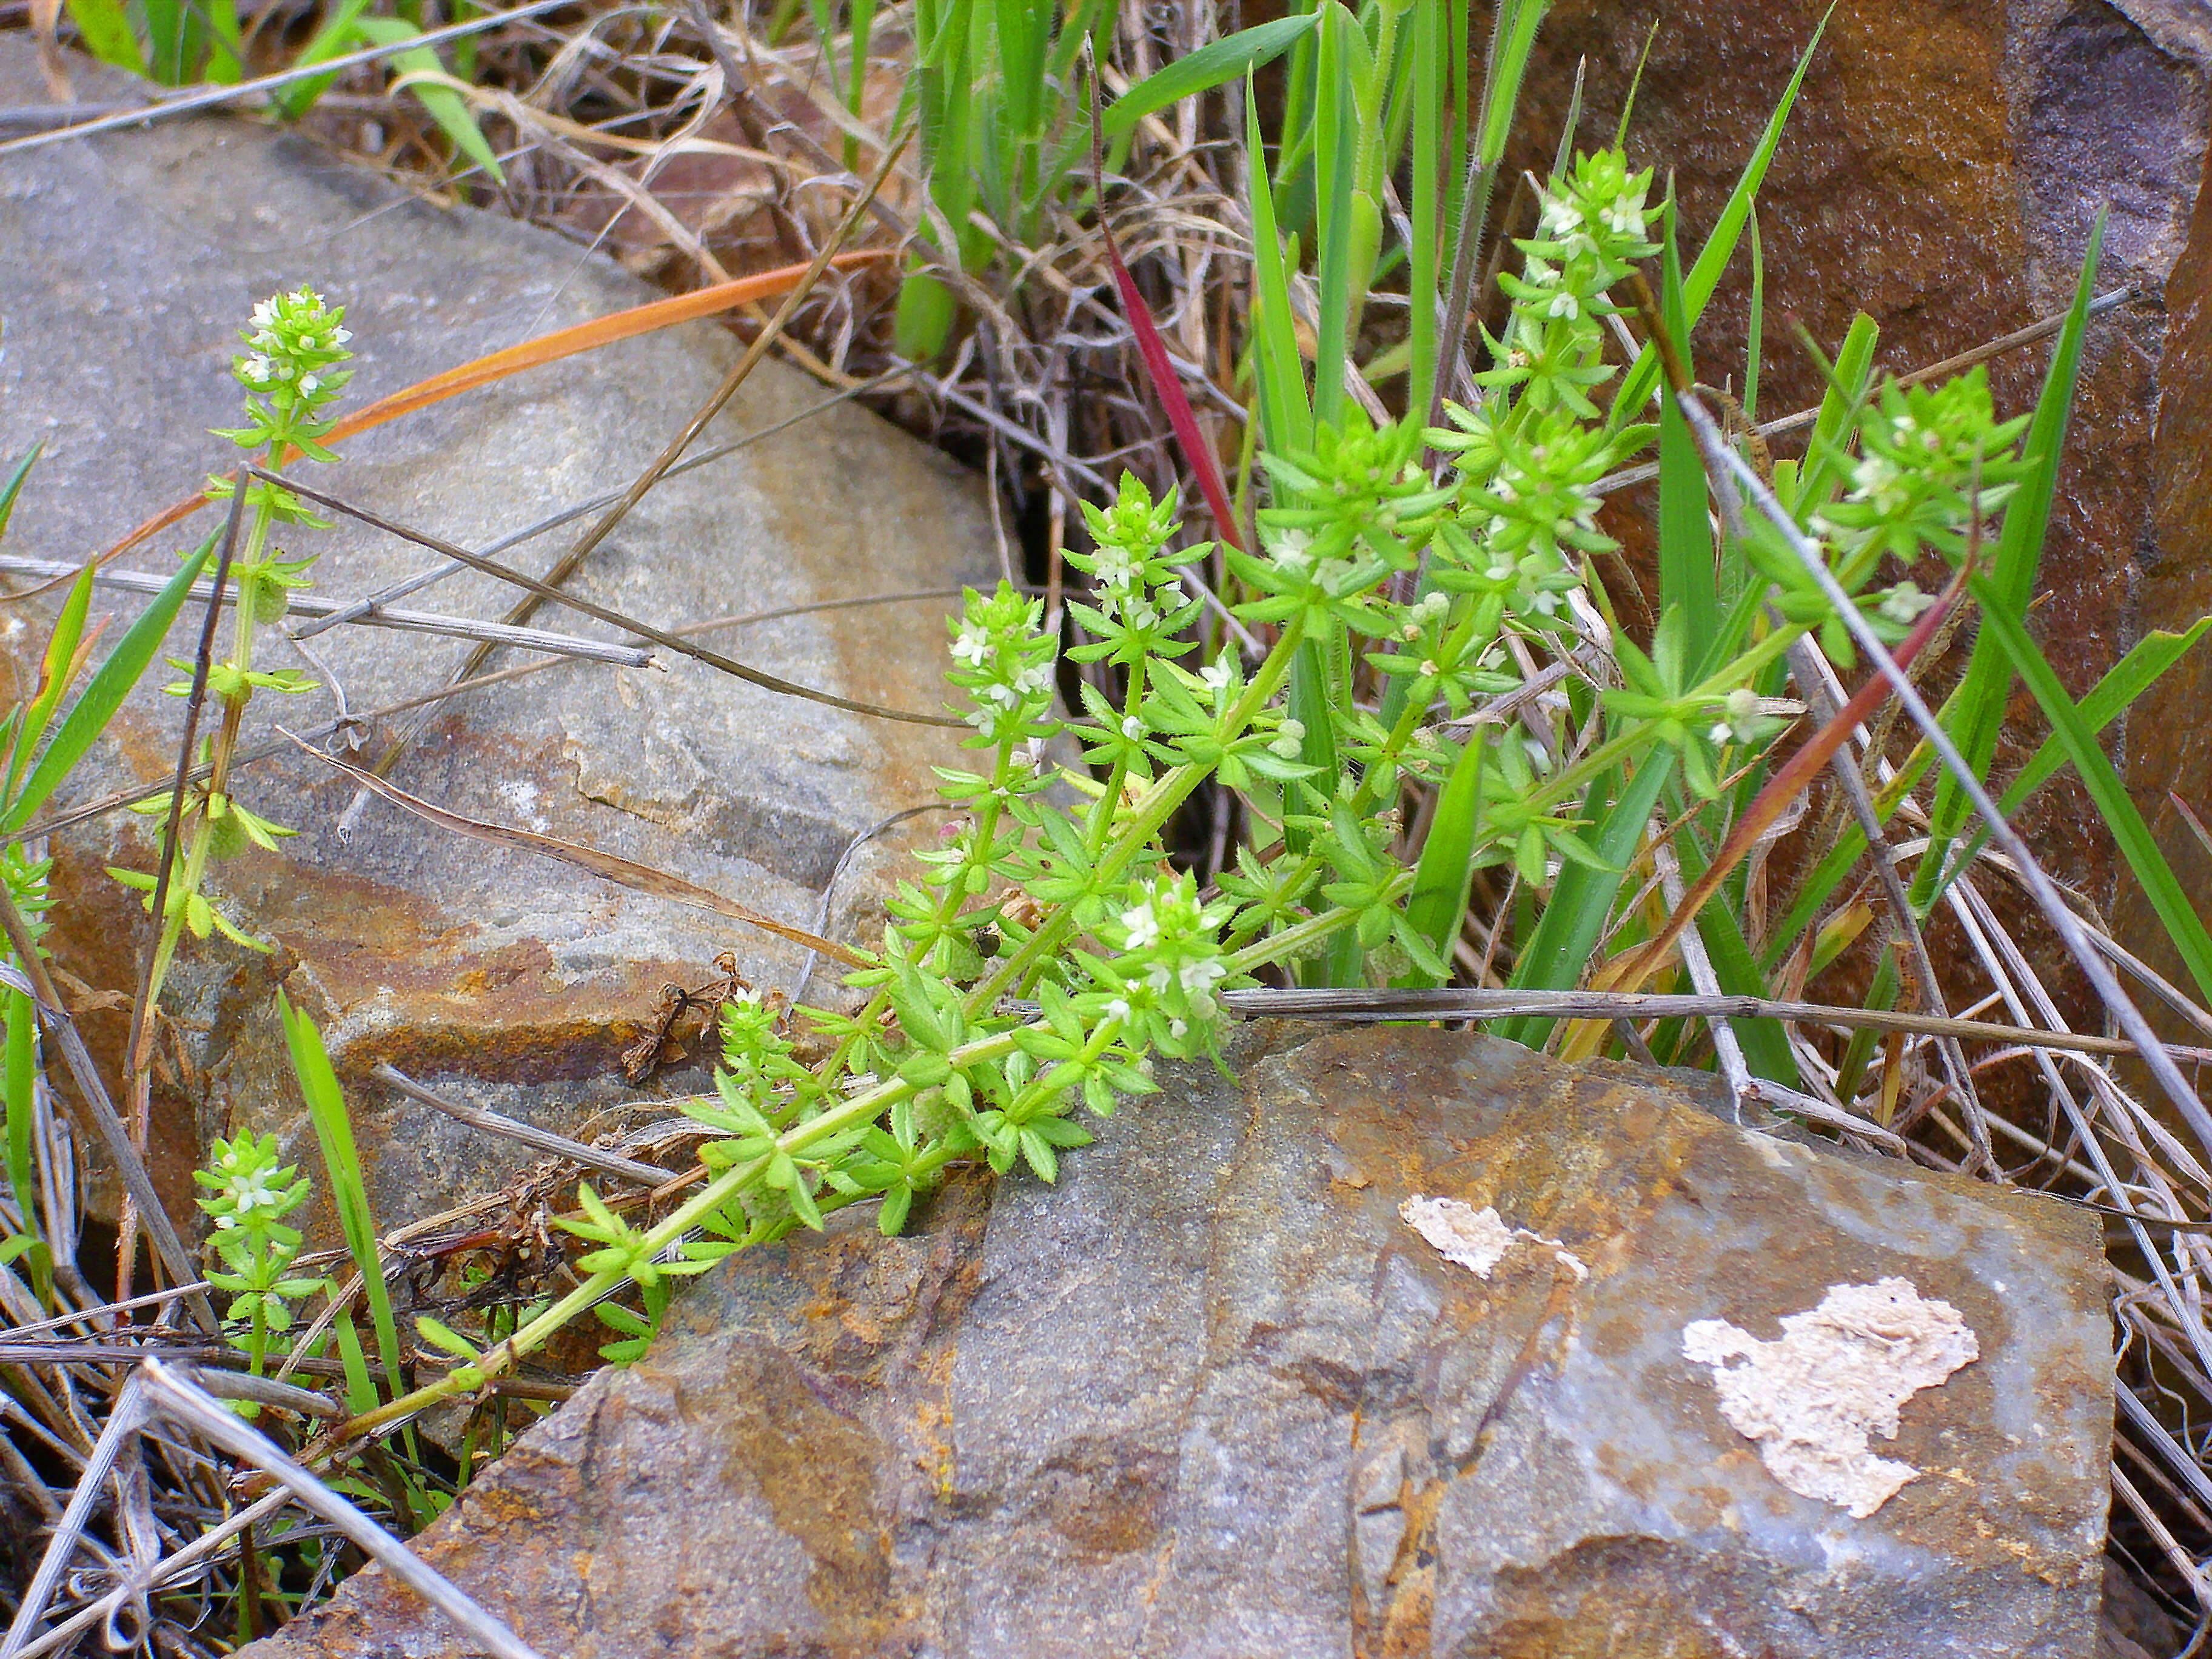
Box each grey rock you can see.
[236,1026,2115,1658]
[0,36,993,1225]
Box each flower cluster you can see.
[1430,405,1626,621]
[947,581,1057,747]
[1478,150,1659,417]
[215,287,354,462]
[1084,871,1236,1060]
[1814,369,2031,575]
[1066,475,1204,666]
[193,1131,322,1383]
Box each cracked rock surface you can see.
[238,1025,2114,1658]
[0,35,993,1225]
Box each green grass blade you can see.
[354,18,506,183]
[1942,615,2212,894]
[1743,205,1764,424]
[60,0,147,75]
[268,0,372,117]
[1406,0,1443,422]
[1105,13,1319,139]
[1476,0,1546,169]
[1399,730,1486,987]
[1962,575,2212,1000]
[1919,212,2104,892]
[1311,3,1357,430]
[5,536,213,833]
[1246,77,1312,451]
[1502,751,1676,1047]
[1782,312,1878,514]
[278,993,407,1401]
[1690,876,1798,1082]
[993,0,1051,142]
[4,989,39,1228]
[1655,187,1716,668]
[1609,10,1828,427]
[7,561,96,804]
[0,444,38,541]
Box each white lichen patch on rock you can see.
[1681,1278,1980,1519]
[1400,1196,1589,1281]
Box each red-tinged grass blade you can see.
[1611,555,1972,998]
[73,250,897,575]
[1098,225,1244,551]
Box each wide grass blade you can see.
[1310,2,1358,430]
[4,535,214,833]
[1655,187,1716,668]
[279,994,407,1402]
[1245,81,1312,452]
[1399,729,1486,987]
[1781,312,1878,514]
[1104,13,1318,139]
[1406,0,1444,423]
[1501,752,1677,1047]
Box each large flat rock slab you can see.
[0,36,993,1221]
[239,1026,2114,1658]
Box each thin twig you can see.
[0,557,657,666]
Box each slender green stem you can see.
[337,1025,1031,1438]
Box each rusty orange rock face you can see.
[238,1027,2112,1659]
[1506,1,2210,1052]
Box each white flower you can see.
[1121,902,1161,948]
[1201,657,1233,693]
[1093,545,1138,591]
[330,326,352,344]
[951,625,991,666]
[240,354,274,383]
[1601,200,1644,238]
[1179,957,1226,994]
[1121,716,1144,740]
[1016,663,1052,697]
[252,298,278,327]
[1539,195,1584,238]
[1104,997,1133,1025]
[298,373,320,395]
[1547,290,1581,321]
[1420,660,1440,679]
[1168,1017,1189,1041]
[1707,686,1765,746]
[1877,582,1938,626]
[1268,528,1315,570]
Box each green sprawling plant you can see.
[317,132,2080,1418]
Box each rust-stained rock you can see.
[0,37,992,1227]
[1509,2,2212,997]
[238,1026,2114,1658]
